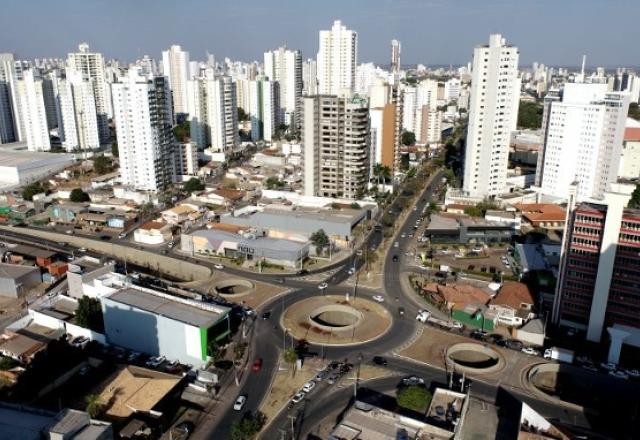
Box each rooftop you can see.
[490,282,535,309]
[7,244,56,259]
[192,229,307,253]
[0,262,40,279]
[106,287,229,328]
[424,282,491,309]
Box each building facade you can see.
[263,47,302,128]
[463,34,520,198]
[57,70,100,151]
[317,20,357,97]
[249,77,278,142]
[302,95,370,199]
[162,44,190,118]
[16,69,51,152]
[112,69,175,191]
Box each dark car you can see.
[174,421,195,437]
[372,356,388,366]
[261,311,271,320]
[470,330,488,340]
[505,339,524,351]
[398,307,405,317]
[252,358,263,372]
[392,255,399,262]
[297,269,309,275]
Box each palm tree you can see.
[283,348,298,377]
[85,394,103,418]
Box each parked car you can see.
[609,370,629,380]
[165,360,182,374]
[392,255,399,262]
[214,264,224,270]
[127,352,141,363]
[318,282,328,290]
[71,336,89,348]
[521,347,540,356]
[402,376,424,386]
[582,364,598,373]
[78,247,87,253]
[601,362,617,371]
[252,358,263,372]
[356,250,363,256]
[372,295,385,303]
[505,339,523,351]
[470,330,488,341]
[372,356,388,366]
[314,370,328,382]
[233,395,247,411]
[302,380,316,392]
[398,307,405,316]
[626,369,640,378]
[173,421,195,437]
[145,356,166,368]
[261,311,271,320]
[291,392,305,404]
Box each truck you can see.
[416,310,463,330]
[543,347,574,364]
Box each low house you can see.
[514,203,566,230]
[485,210,521,230]
[133,221,173,245]
[48,203,88,224]
[192,188,246,208]
[422,282,491,311]
[161,204,203,225]
[488,282,535,327]
[424,214,514,244]
[515,318,545,347]
[0,263,41,298]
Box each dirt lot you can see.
[426,246,515,277]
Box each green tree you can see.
[111,142,119,157]
[629,184,640,209]
[93,155,113,175]
[400,154,410,171]
[310,229,330,255]
[350,202,361,209]
[230,411,266,440]
[283,348,298,376]
[208,340,224,362]
[238,107,250,122]
[70,188,91,203]
[75,296,104,332]
[173,121,191,142]
[85,394,103,418]
[463,198,499,217]
[0,356,17,370]
[184,177,205,192]
[517,100,543,129]
[22,182,47,201]
[265,176,285,190]
[397,385,432,412]
[401,131,416,146]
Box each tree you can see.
[463,198,499,217]
[75,296,104,332]
[85,394,103,418]
[111,142,119,157]
[237,107,250,122]
[397,385,432,412]
[22,182,47,201]
[310,229,330,255]
[93,156,113,175]
[401,131,416,146]
[350,202,361,209]
[69,188,91,203]
[517,100,543,129]
[265,176,285,190]
[208,340,224,363]
[283,348,298,376]
[184,177,205,192]
[173,121,190,142]
[629,184,640,209]
[400,154,410,171]
[230,411,266,440]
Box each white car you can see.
[318,282,328,290]
[78,247,87,253]
[348,268,355,275]
[401,233,406,238]
[356,250,363,256]
[625,369,640,378]
[609,370,629,380]
[521,347,540,356]
[372,295,385,303]
[145,356,166,368]
[394,242,399,248]
[601,362,617,371]
[291,392,305,404]
[233,395,247,410]
[214,264,224,270]
[302,380,316,392]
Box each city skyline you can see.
[2,0,639,67]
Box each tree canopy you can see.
[111,142,119,157]
[230,411,266,440]
[93,155,113,175]
[397,385,432,412]
[629,185,640,209]
[629,102,640,121]
[463,199,499,217]
[401,131,416,146]
[69,188,91,203]
[265,176,285,190]
[238,107,250,122]
[22,182,47,201]
[173,121,190,142]
[310,229,330,255]
[184,177,205,192]
[517,100,543,129]
[75,296,104,332]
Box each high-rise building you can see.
[444,77,461,101]
[249,77,278,142]
[16,69,51,151]
[58,70,100,151]
[302,95,369,199]
[463,34,520,198]
[263,47,302,128]
[536,83,630,202]
[186,74,238,157]
[112,69,175,191]
[390,39,401,74]
[317,20,357,97]
[162,44,190,118]
[553,184,640,360]
[67,43,111,143]
[369,80,401,175]
[0,53,18,143]
[302,59,318,96]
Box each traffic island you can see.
[282,295,392,345]
[445,342,505,374]
[212,279,255,298]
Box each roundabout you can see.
[445,342,505,374]
[281,295,392,346]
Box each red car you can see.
[252,358,263,372]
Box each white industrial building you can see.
[463,34,520,198]
[0,147,74,188]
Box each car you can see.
[314,370,328,381]
[582,364,598,373]
[297,269,309,275]
[326,373,339,384]
[66,255,75,261]
[165,360,182,374]
[470,330,488,341]
[65,230,73,235]
[261,311,271,320]
[601,362,617,371]
[302,380,316,392]
[145,356,166,368]
[233,395,247,411]
[118,232,127,239]
[372,356,388,366]
[626,369,640,378]
[71,336,89,348]
[505,339,523,351]
[78,365,91,376]
[214,264,224,270]
[609,370,629,380]
[356,250,363,256]
[252,358,263,372]
[392,255,399,262]
[394,242,399,248]
[78,247,87,253]
[398,307,405,316]
[167,241,175,248]
[291,392,306,403]
[318,282,328,290]
[401,233,406,238]
[173,421,195,437]
[372,295,384,303]
[127,352,141,363]
[402,376,425,386]
[521,347,540,356]
[347,268,355,275]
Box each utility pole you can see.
[287,414,296,438]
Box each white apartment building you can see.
[67,43,111,143]
[174,142,198,177]
[16,69,51,151]
[444,77,461,101]
[187,74,238,157]
[391,39,401,74]
[463,34,520,198]
[162,45,190,118]
[249,77,278,142]
[302,95,370,199]
[0,53,18,143]
[57,70,100,151]
[302,59,318,96]
[537,83,630,202]
[264,47,302,127]
[317,20,357,97]
[112,69,175,191]
[235,77,251,113]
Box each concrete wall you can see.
[0,226,211,281]
[0,267,41,298]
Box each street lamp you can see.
[354,352,363,398]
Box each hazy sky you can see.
[2,0,638,67]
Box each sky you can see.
[2,0,638,68]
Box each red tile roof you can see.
[624,127,640,141]
[490,282,535,309]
